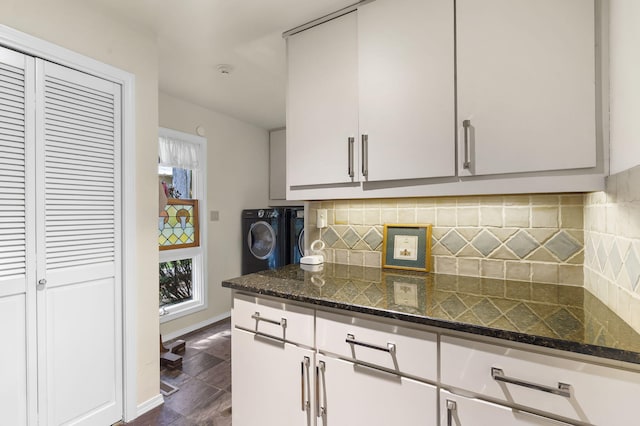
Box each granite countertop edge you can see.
[222,279,640,365]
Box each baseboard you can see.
[161,311,231,342]
[136,393,164,418]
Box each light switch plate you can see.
[210,210,219,221]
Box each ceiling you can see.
[90,0,356,130]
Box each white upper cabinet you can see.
[457,0,596,176]
[358,0,454,182]
[286,12,359,187]
[285,0,602,200]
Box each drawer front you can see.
[233,293,314,346]
[441,335,640,425]
[316,310,437,381]
[440,390,571,426]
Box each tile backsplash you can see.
[584,165,640,332]
[307,194,584,285]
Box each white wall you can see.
[158,92,269,336]
[0,0,161,408]
[609,0,640,174]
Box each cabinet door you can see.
[270,129,286,200]
[232,328,314,426]
[441,391,572,426]
[358,0,455,182]
[286,11,359,187]
[317,354,437,426]
[457,0,596,176]
[0,45,35,426]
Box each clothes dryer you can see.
[241,208,286,274]
[285,207,305,264]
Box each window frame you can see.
[158,127,207,322]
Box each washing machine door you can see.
[248,221,276,260]
[297,228,305,258]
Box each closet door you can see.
[36,60,122,426]
[0,45,36,426]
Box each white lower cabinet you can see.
[440,391,571,426]
[232,328,315,426]
[317,354,437,426]
[441,335,640,425]
[231,294,640,425]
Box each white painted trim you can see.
[136,394,164,417]
[161,312,231,342]
[0,24,139,423]
[120,63,138,424]
[158,127,208,325]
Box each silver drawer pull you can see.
[316,361,325,418]
[346,333,396,354]
[446,399,456,426]
[251,312,287,328]
[301,356,310,412]
[347,137,355,178]
[462,119,471,170]
[491,367,572,398]
[361,134,369,177]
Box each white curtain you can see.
[158,135,200,170]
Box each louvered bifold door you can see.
[0,46,36,426]
[36,59,122,426]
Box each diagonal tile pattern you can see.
[472,230,502,256]
[545,232,582,261]
[440,230,467,254]
[625,249,640,290]
[507,230,539,258]
[312,194,584,285]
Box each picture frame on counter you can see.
[382,224,432,272]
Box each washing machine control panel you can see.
[255,209,279,219]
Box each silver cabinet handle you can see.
[347,137,354,178]
[361,134,368,177]
[446,399,457,426]
[316,361,326,418]
[345,333,396,354]
[301,356,310,412]
[463,120,471,170]
[251,312,287,328]
[491,367,572,398]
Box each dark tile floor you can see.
[127,318,232,426]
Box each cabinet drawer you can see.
[441,335,640,425]
[316,310,437,381]
[232,293,314,346]
[440,390,570,426]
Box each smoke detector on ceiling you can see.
[216,64,233,75]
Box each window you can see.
[158,128,207,321]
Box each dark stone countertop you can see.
[222,263,640,365]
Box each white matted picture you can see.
[393,235,419,261]
[382,224,432,272]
